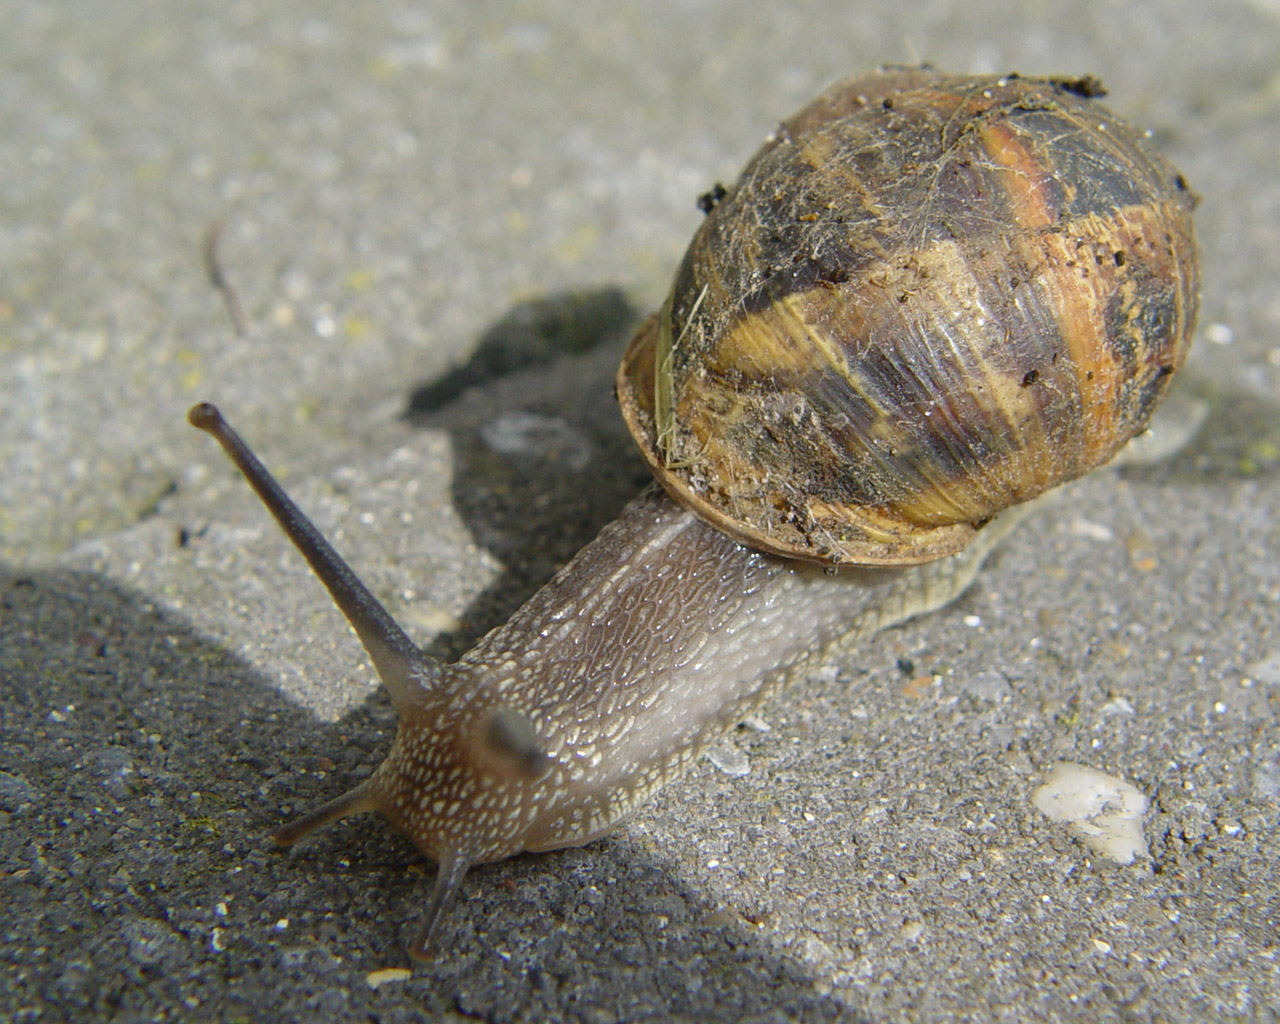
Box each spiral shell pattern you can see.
[618,68,1199,564]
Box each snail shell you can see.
[619,68,1199,565]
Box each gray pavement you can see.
[2,1,1278,1021]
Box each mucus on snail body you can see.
[190,67,1198,959]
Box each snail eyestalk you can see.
[188,402,441,709]
[273,780,379,847]
[408,848,473,960]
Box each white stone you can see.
[1031,762,1149,865]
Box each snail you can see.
[190,67,1199,959]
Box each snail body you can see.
[191,68,1198,959]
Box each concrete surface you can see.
[2,1,1278,1021]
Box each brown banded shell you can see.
[617,67,1199,565]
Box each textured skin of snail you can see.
[191,68,1199,959]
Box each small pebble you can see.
[366,967,413,988]
[1246,652,1280,688]
[704,741,750,778]
[1032,762,1149,864]
[957,669,1011,701]
[0,771,36,812]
